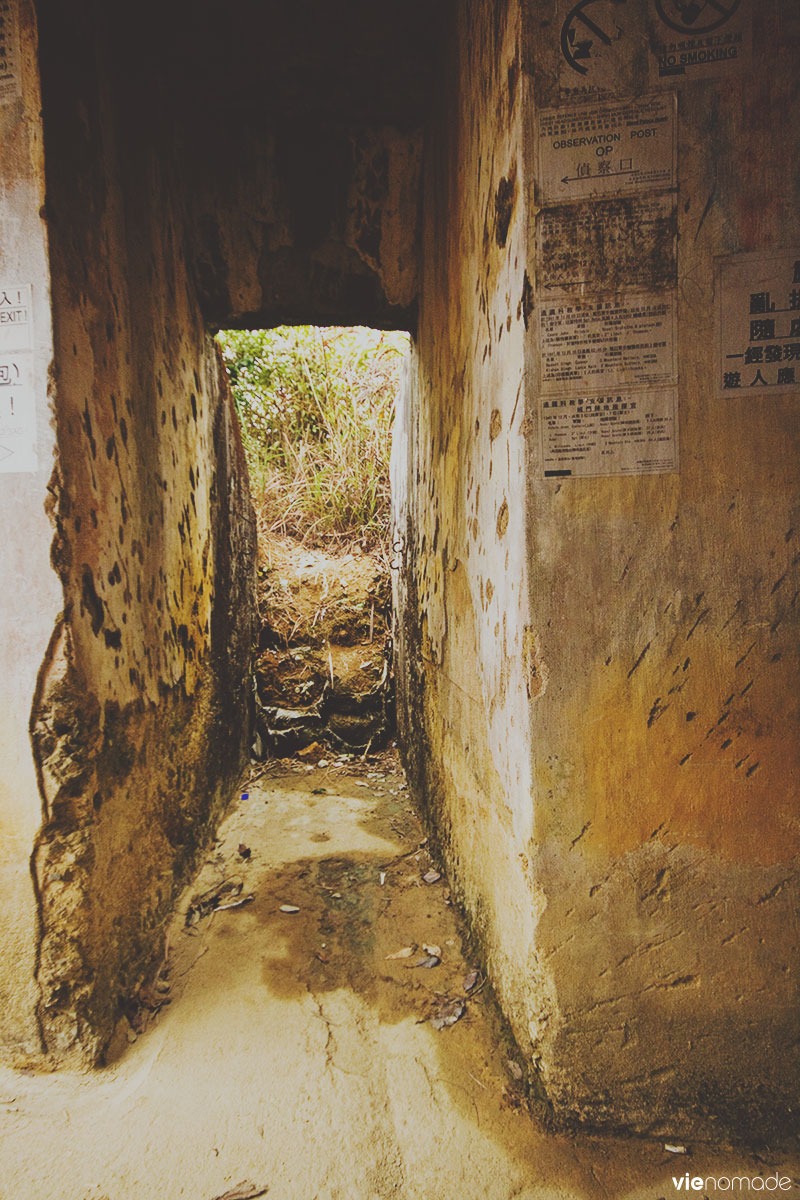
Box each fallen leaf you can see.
[279,904,300,914]
[423,944,442,958]
[422,870,441,884]
[210,1183,269,1200]
[506,1059,524,1081]
[386,945,416,960]
[432,999,466,1030]
[410,955,441,969]
[664,1144,688,1155]
[315,950,330,963]
[463,969,480,993]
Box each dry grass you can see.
[218,325,408,550]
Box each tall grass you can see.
[217,326,408,548]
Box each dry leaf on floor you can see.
[210,1183,269,1200]
[279,904,300,914]
[423,944,441,958]
[432,999,466,1030]
[422,870,441,884]
[386,945,416,959]
[410,955,441,969]
[463,969,480,993]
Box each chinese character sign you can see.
[717,250,800,397]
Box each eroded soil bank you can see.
[1,751,797,1200]
[252,538,393,757]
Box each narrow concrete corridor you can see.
[1,752,796,1200]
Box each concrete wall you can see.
[393,0,546,1091]
[0,0,433,1067]
[395,0,800,1137]
[0,1,258,1066]
[0,0,63,1064]
[28,1,258,1065]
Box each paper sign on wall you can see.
[542,387,678,478]
[537,93,677,205]
[0,282,37,472]
[717,249,800,397]
[0,0,22,105]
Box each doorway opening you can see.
[217,325,410,761]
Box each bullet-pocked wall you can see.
[22,1,259,1064]
[395,0,800,1136]
[0,0,64,1065]
[393,0,544,1093]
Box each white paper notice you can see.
[537,93,676,205]
[716,249,800,398]
[0,0,22,105]
[542,388,678,478]
[0,354,37,472]
[0,283,32,352]
[649,0,752,86]
[538,291,677,395]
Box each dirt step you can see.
[253,537,394,757]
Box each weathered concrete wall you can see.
[162,0,435,332]
[0,0,435,1067]
[393,0,546,1104]
[395,0,800,1137]
[0,1,257,1066]
[0,0,63,1063]
[181,118,422,332]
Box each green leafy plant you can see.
[217,325,408,548]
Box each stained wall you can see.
[0,0,62,1063]
[395,0,800,1135]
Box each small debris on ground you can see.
[210,1183,269,1200]
[422,870,441,884]
[237,843,251,860]
[432,999,466,1030]
[186,879,245,926]
[463,969,480,993]
[386,946,416,960]
[215,894,254,912]
[410,955,441,969]
[279,904,300,914]
[665,1143,688,1155]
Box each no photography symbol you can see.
[654,0,741,35]
[560,0,628,77]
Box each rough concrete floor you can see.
[1,752,797,1200]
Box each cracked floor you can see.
[1,751,797,1200]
